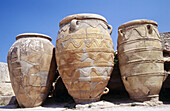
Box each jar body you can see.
[118,20,164,101]
[7,34,56,107]
[56,17,114,103]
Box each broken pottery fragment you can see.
[56,13,114,103]
[7,33,56,107]
[117,19,165,102]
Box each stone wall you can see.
[160,33,170,88]
[160,32,170,53]
[0,62,15,105]
[0,62,10,83]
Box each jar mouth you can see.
[118,19,158,29]
[16,33,52,41]
[59,13,108,28]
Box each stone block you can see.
[0,62,15,105]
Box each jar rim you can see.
[59,13,108,28]
[16,33,52,41]
[118,19,158,29]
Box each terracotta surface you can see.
[7,33,56,107]
[56,13,114,103]
[117,19,164,101]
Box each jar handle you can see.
[147,24,153,34]
[164,71,170,81]
[103,87,109,95]
[108,24,113,35]
[70,19,78,31]
[118,29,124,37]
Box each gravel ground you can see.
[1,90,170,111]
[1,100,170,111]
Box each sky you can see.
[0,0,170,63]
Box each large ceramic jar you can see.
[56,13,114,103]
[7,33,56,107]
[117,19,165,101]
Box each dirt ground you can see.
[1,89,170,111]
[1,99,170,111]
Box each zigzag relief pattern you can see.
[121,26,146,41]
[119,24,160,44]
[56,37,113,49]
[56,39,85,52]
[86,39,111,48]
[63,39,85,49]
[57,33,112,44]
[91,52,114,63]
[58,52,114,67]
[78,20,107,30]
[61,67,112,83]
[57,26,112,48]
[58,52,82,65]
[57,39,112,51]
[79,67,112,79]
[61,67,112,91]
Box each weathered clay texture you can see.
[7,33,56,107]
[0,62,15,105]
[160,32,170,88]
[56,13,114,103]
[117,19,164,101]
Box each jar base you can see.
[130,94,159,101]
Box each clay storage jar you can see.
[7,33,56,107]
[117,19,165,101]
[56,13,114,103]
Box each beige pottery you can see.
[56,13,114,103]
[7,33,56,107]
[117,19,164,101]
